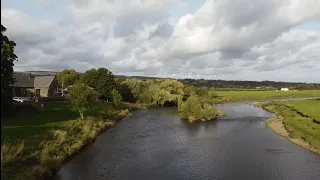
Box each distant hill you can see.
[14,71,320,90]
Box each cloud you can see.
[1,0,320,82]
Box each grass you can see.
[284,99,320,120]
[258,99,320,154]
[1,101,132,180]
[216,90,320,102]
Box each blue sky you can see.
[2,0,68,20]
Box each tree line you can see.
[58,69,221,122]
[179,79,320,90]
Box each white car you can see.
[13,97,25,103]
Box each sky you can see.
[1,0,320,83]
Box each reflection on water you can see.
[56,102,320,180]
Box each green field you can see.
[217,90,320,101]
[259,99,320,152]
[1,102,115,180]
[1,102,111,144]
[284,100,320,120]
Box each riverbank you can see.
[1,102,140,180]
[255,100,320,155]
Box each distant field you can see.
[284,99,320,120]
[216,90,320,101]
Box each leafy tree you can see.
[195,86,208,97]
[178,95,218,123]
[110,89,123,108]
[183,85,196,98]
[178,95,202,120]
[82,68,116,100]
[149,79,185,106]
[119,79,148,102]
[67,82,97,119]
[1,25,18,116]
[56,69,79,87]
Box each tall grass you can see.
[1,102,133,180]
[17,117,115,180]
[1,141,24,171]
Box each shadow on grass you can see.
[1,102,112,143]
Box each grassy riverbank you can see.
[216,90,320,102]
[1,102,136,180]
[256,99,320,154]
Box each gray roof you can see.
[13,74,34,87]
[34,76,55,88]
[13,74,55,88]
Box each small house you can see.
[13,74,59,97]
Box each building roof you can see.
[13,74,34,87]
[34,76,55,88]
[13,74,56,88]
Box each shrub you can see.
[67,82,97,119]
[200,103,218,120]
[110,89,123,108]
[178,95,218,123]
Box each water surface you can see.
[56,103,320,180]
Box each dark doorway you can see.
[36,89,40,97]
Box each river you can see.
[56,101,320,180]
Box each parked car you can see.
[13,97,25,103]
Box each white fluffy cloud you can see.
[1,0,320,82]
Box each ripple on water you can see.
[56,104,320,180]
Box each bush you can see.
[200,103,218,120]
[110,89,123,108]
[178,95,218,123]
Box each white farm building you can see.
[280,88,289,91]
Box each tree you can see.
[178,95,218,123]
[67,82,97,119]
[119,79,147,102]
[56,69,79,87]
[82,68,116,100]
[1,25,18,116]
[110,89,123,108]
[149,79,185,106]
[195,86,208,97]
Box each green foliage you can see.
[1,25,18,117]
[67,82,97,119]
[195,86,208,97]
[119,79,147,101]
[183,85,196,98]
[149,80,185,106]
[56,69,79,87]
[178,95,218,123]
[178,95,202,120]
[179,78,320,90]
[110,89,123,108]
[82,68,116,100]
[119,79,187,106]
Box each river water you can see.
[56,102,320,180]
